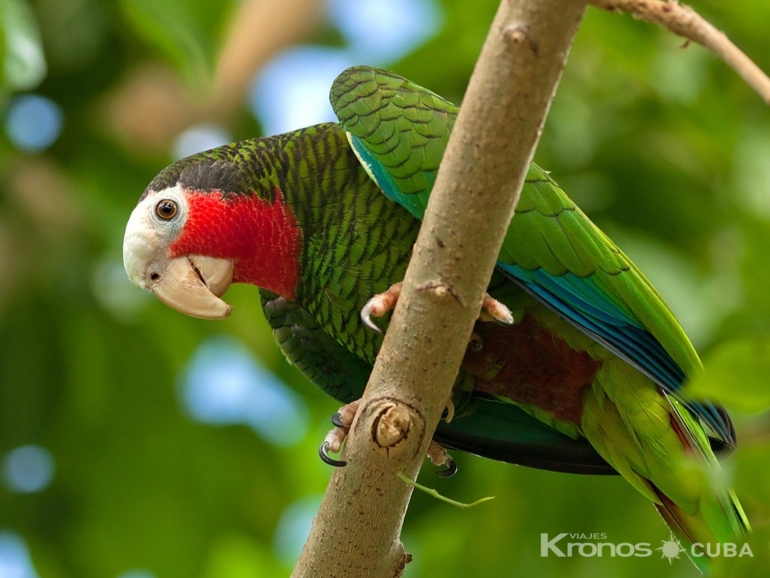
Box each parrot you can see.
[122,65,749,565]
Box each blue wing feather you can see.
[498,263,733,443]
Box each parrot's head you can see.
[123,151,302,320]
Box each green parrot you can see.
[122,65,748,565]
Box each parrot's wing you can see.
[330,65,734,447]
[434,399,617,475]
[260,289,371,403]
[259,289,617,474]
[330,65,455,219]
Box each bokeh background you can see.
[2,1,770,576]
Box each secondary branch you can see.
[590,0,770,104]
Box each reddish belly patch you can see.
[462,314,601,424]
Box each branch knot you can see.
[501,24,538,54]
[416,279,465,307]
[356,397,426,460]
[372,403,412,454]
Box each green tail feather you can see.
[582,357,749,570]
[653,484,749,573]
[653,394,750,571]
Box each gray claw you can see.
[435,457,458,478]
[319,441,347,468]
[331,411,347,429]
[360,301,383,333]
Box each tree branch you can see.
[291,1,588,576]
[590,0,770,104]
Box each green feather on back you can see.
[331,66,456,218]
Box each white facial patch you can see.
[123,185,188,289]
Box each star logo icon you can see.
[656,534,685,564]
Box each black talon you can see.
[435,457,458,478]
[331,411,347,429]
[319,441,347,468]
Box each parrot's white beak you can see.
[149,255,234,320]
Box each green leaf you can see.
[686,336,770,413]
[119,0,233,87]
[1,0,47,94]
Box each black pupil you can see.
[158,200,176,219]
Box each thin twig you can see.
[590,0,770,104]
[395,472,496,509]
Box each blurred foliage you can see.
[1,0,47,99]
[119,0,233,86]
[1,0,770,577]
[689,337,770,413]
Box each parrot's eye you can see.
[155,199,178,221]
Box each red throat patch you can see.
[170,188,302,299]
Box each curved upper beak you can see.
[150,256,234,320]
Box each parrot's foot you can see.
[318,401,359,468]
[361,282,513,332]
[427,440,457,478]
[360,282,403,332]
[318,401,457,476]
[479,294,514,326]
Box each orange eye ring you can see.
[155,199,178,220]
